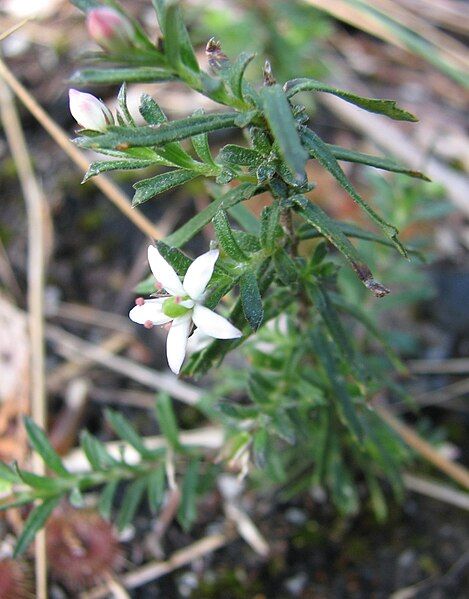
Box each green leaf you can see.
[154,393,180,450]
[98,480,118,520]
[14,466,64,492]
[273,248,298,285]
[78,112,239,150]
[252,429,268,469]
[156,241,192,276]
[105,410,156,459]
[293,195,390,298]
[82,159,155,182]
[301,129,405,255]
[228,52,255,100]
[139,93,167,125]
[259,203,281,252]
[161,0,200,77]
[70,67,175,85]
[70,0,100,11]
[213,211,248,262]
[164,183,259,248]
[310,330,364,442]
[132,169,200,206]
[191,110,217,167]
[217,144,263,168]
[0,462,21,483]
[24,417,69,477]
[261,84,308,182]
[116,477,147,532]
[178,459,199,531]
[228,203,260,235]
[80,431,119,470]
[147,467,166,514]
[328,144,429,180]
[285,77,418,121]
[117,82,134,126]
[14,496,61,557]
[306,283,365,381]
[240,270,264,330]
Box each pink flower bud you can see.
[69,89,113,132]
[86,7,135,52]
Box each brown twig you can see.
[403,473,469,511]
[376,405,469,489]
[407,357,469,375]
[45,324,202,406]
[0,65,48,599]
[81,531,235,599]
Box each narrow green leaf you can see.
[228,52,255,100]
[70,67,175,85]
[310,330,364,441]
[147,467,165,514]
[261,84,308,182]
[80,431,118,470]
[69,487,85,508]
[98,480,119,521]
[217,144,263,168]
[163,0,200,76]
[177,459,199,531]
[15,467,64,492]
[139,93,167,124]
[164,183,259,248]
[252,429,268,469]
[14,496,61,557]
[259,203,281,252]
[0,462,20,483]
[285,77,418,121]
[24,417,69,477]
[327,144,429,180]
[116,477,147,532]
[117,83,134,126]
[156,241,192,276]
[154,393,180,450]
[78,112,239,150]
[301,128,405,255]
[82,159,155,182]
[228,203,260,235]
[240,270,264,330]
[213,211,248,262]
[132,169,199,206]
[273,248,298,285]
[306,283,365,381]
[105,410,155,459]
[191,110,217,166]
[293,194,390,298]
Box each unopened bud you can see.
[86,7,135,53]
[69,89,113,132]
[135,297,145,306]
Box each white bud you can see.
[68,89,113,132]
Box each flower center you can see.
[162,296,191,318]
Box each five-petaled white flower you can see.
[129,246,242,374]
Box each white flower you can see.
[69,89,113,132]
[129,246,242,374]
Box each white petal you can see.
[183,249,219,301]
[187,328,212,354]
[192,304,242,339]
[129,299,171,325]
[148,245,185,297]
[166,314,192,374]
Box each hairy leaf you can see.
[132,169,200,206]
[240,270,264,330]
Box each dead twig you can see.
[403,473,469,511]
[407,357,469,375]
[0,65,48,599]
[376,405,469,489]
[45,324,202,406]
[81,531,236,599]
